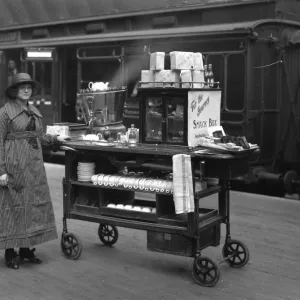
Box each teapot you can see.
[88,81,109,91]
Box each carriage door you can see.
[21,48,60,131]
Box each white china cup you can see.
[149,179,156,191]
[160,180,167,193]
[133,178,140,189]
[91,175,98,185]
[108,175,116,187]
[118,176,126,187]
[144,179,151,191]
[155,180,163,192]
[97,174,105,185]
[113,176,121,187]
[165,181,173,193]
[123,177,130,188]
[103,175,111,186]
[138,178,146,190]
[127,177,135,189]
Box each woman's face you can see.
[17,84,32,101]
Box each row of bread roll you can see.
[107,204,156,213]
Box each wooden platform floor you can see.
[0,163,299,300]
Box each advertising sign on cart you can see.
[187,90,222,147]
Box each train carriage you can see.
[1,0,300,194]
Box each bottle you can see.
[203,65,208,88]
[208,64,214,88]
[128,124,137,148]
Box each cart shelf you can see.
[72,203,219,225]
[72,204,157,222]
[70,211,188,234]
[69,210,223,235]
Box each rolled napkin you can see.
[172,154,195,214]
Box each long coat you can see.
[0,100,58,249]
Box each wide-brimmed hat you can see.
[5,73,40,99]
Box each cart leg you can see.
[219,180,231,244]
[219,181,250,268]
[62,216,68,234]
[192,161,201,256]
[225,180,231,244]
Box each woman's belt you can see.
[6,131,39,140]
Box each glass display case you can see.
[166,96,185,144]
[145,96,163,142]
[139,89,188,145]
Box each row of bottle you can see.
[204,64,214,88]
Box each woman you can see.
[0,73,69,269]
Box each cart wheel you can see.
[222,239,250,268]
[192,256,220,287]
[98,224,119,246]
[61,233,82,260]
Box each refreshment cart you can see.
[60,51,259,287]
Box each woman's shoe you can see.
[19,248,42,264]
[5,250,20,270]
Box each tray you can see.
[195,145,259,155]
[69,140,116,147]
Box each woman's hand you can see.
[0,173,8,186]
[57,135,71,144]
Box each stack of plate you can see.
[77,162,95,182]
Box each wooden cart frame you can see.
[61,143,253,287]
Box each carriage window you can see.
[226,54,245,111]
[77,46,123,90]
[26,61,52,98]
[80,61,121,90]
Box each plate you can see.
[194,149,216,155]
[93,142,116,147]
[198,145,259,155]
